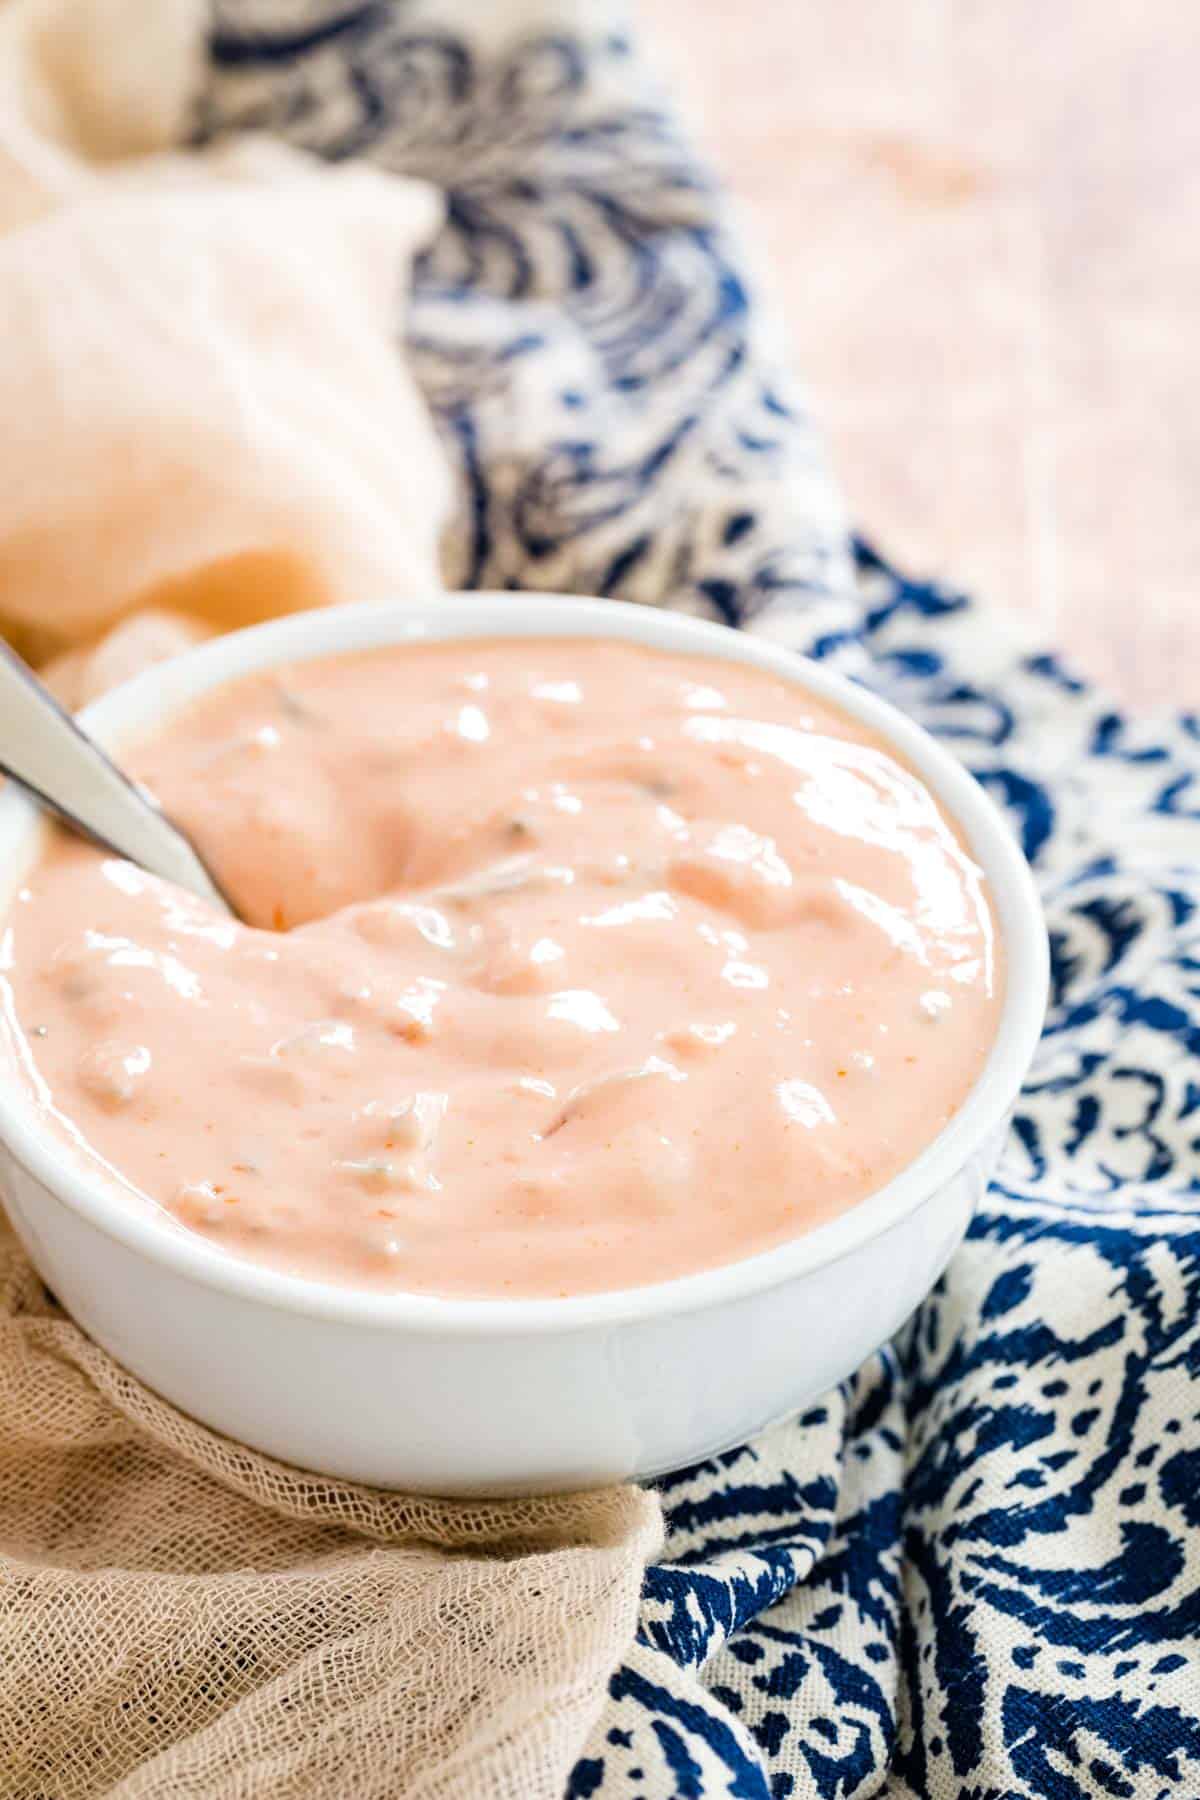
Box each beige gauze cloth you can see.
[0,3,663,1795]
[0,0,452,691]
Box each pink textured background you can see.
[643,0,1199,710]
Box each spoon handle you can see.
[0,643,231,913]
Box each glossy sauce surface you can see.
[0,640,1002,1296]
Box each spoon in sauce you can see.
[0,641,235,915]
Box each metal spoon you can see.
[0,641,235,915]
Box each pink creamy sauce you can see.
[0,640,1002,1297]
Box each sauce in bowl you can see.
[0,639,1002,1297]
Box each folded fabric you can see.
[0,0,207,226]
[1,5,1198,1800]
[39,606,212,710]
[0,1224,661,1799]
[0,0,451,680]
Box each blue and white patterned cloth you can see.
[202,6,1200,1795]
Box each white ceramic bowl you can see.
[0,597,1047,1495]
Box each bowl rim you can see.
[0,594,1048,1335]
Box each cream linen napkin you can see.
[0,4,662,1796]
[0,0,452,694]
